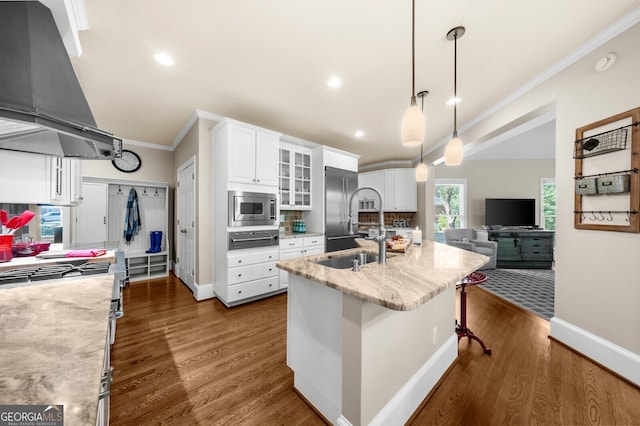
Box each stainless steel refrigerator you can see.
[325,166,359,252]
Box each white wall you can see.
[552,23,640,357]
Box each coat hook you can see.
[117,185,123,194]
[589,212,597,221]
[143,186,148,195]
[581,212,586,221]
[598,212,605,221]
[626,211,631,222]
[607,211,613,221]
[155,188,159,197]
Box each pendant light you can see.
[444,26,465,166]
[401,0,425,147]
[415,90,429,181]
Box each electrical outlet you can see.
[432,326,438,344]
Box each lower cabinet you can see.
[125,252,169,281]
[279,235,324,289]
[217,246,281,306]
[489,230,554,269]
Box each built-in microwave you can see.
[228,191,277,227]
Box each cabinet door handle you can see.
[238,274,242,277]
[238,290,242,294]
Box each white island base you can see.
[288,274,457,425]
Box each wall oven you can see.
[228,191,277,227]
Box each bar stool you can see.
[456,271,492,355]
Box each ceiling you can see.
[67,0,640,166]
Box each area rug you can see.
[479,268,554,321]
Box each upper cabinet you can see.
[358,168,416,212]
[0,151,82,206]
[357,171,385,211]
[384,169,416,212]
[279,143,312,210]
[216,119,280,188]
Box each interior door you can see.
[74,181,107,244]
[177,158,196,288]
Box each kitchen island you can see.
[277,240,488,425]
[0,276,114,426]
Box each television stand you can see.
[487,229,554,269]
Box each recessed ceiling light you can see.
[154,52,175,66]
[355,130,365,138]
[446,97,461,106]
[327,76,342,88]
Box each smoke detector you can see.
[595,53,617,72]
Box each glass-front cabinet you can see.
[279,143,312,210]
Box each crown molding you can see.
[123,138,173,151]
[418,6,640,165]
[171,109,223,150]
[359,160,413,172]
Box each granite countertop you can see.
[277,239,488,311]
[279,231,324,239]
[0,276,114,426]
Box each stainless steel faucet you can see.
[347,187,386,264]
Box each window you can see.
[541,178,556,230]
[434,179,467,241]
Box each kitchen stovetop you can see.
[0,260,112,287]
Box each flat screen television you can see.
[485,198,536,228]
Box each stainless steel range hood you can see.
[0,1,121,159]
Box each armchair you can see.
[443,228,497,270]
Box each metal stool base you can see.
[456,272,492,355]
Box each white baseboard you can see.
[550,317,640,386]
[366,333,458,426]
[193,282,215,301]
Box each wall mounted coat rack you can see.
[574,107,640,232]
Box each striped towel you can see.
[123,188,141,244]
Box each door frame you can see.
[176,156,197,290]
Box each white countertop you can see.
[0,276,114,426]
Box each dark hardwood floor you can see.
[111,274,640,425]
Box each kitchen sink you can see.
[314,252,379,269]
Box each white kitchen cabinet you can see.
[279,143,312,210]
[217,247,281,305]
[49,157,83,206]
[278,235,324,288]
[384,169,417,212]
[0,151,83,206]
[357,171,386,211]
[218,119,280,187]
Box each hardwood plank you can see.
[109,275,640,425]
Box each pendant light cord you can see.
[453,30,458,135]
[420,93,424,163]
[411,0,416,97]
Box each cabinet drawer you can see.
[303,236,324,248]
[518,238,552,250]
[227,277,279,302]
[227,247,278,267]
[521,250,553,261]
[228,261,278,285]
[279,238,303,250]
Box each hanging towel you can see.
[123,188,141,244]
